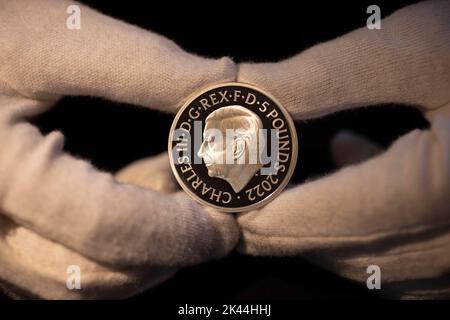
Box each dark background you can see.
[2,0,429,300]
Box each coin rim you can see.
[168,82,298,213]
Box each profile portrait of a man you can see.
[197,105,265,193]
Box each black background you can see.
[4,0,430,300]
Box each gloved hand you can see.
[236,0,450,299]
[0,0,239,299]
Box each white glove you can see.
[236,0,450,299]
[0,0,238,299]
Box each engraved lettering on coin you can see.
[168,82,298,212]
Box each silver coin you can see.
[168,82,298,212]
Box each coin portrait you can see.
[168,82,298,212]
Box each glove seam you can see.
[240,219,450,247]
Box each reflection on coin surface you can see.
[168,82,298,212]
